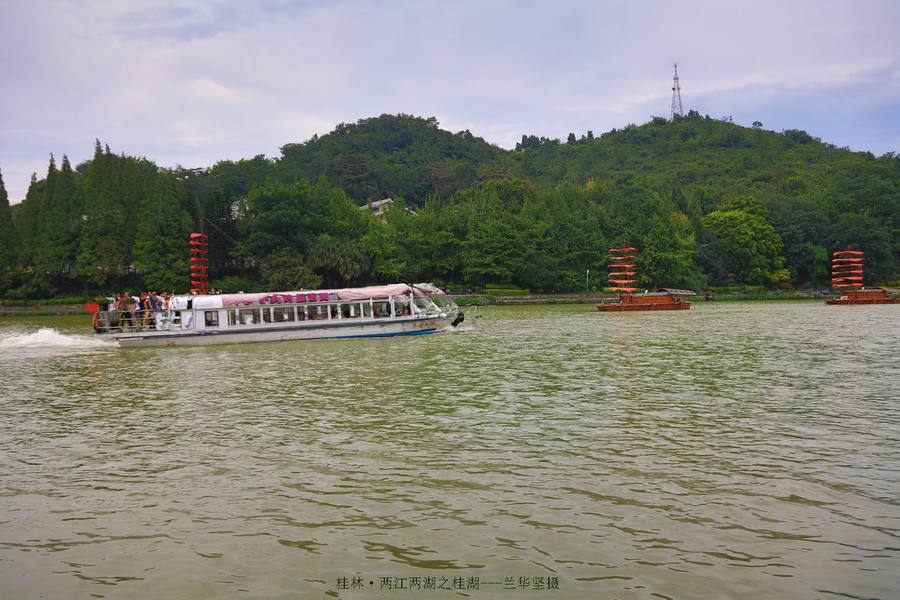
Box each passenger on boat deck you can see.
[142,294,153,328]
[155,292,168,330]
[129,294,139,322]
[121,292,134,328]
[149,291,161,312]
[114,294,127,328]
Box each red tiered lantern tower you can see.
[830,250,864,291]
[825,249,899,304]
[190,232,209,295]
[596,244,695,311]
[607,245,638,293]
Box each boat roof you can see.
[186,283,427,310]
[658,288,697,296]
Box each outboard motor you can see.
[451,311,465,327]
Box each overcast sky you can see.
[2,0,899,202]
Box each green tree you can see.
[260,248,322,290]
[702,209,790,285]
[768,198,830,285]
[33,155,83,293]
[76,141,128,287]
[641,211,705,289]
[828,213,895,284]
[0,168,19,292]
[132,172,193,291]
[306,234,368,287]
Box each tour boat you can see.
[92,283,464,347]
[825,249,899,305]
[595,245,695,312]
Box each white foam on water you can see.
[0,327,116,349]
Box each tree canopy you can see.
[2,113,897,299]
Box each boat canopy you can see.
[658,288,697,296]
[189,283,426,310]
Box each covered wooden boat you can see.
[596,288,695,311]
[595,245,695,312]
[825,288,899,305]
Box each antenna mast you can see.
[670,63,683,120]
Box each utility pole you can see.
[671,63,683,121]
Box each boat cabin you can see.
[93,284,451,335]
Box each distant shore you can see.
[448,291,828,306]
[0,290,843,315]
[0,303,88,316]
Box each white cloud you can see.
[2,0,899,201]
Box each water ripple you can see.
[1,304,898,598]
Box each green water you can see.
[1,303,898,599]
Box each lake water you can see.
[1,302,898,599]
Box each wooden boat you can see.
[824,288,899,305]
[91,283,464,347]
[595,245,695,312]
[596,288,695,311]
[825,249,899,305]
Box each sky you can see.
[1,0,899,203]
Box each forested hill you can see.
[516,114,895,203]
[277,114,511,202]
[1,113,897,299]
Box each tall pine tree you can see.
[131,172,193,291]
[76,141,127,287]
[34,155,84,293]
[0,168,19,292]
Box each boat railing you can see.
[93,310,182,334]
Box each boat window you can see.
[394,296,411,316]
[296,305,308,321]
[273,306,294,322]
[328,304,338,319]
[205,311,219,327]
[239,308,260,325]
[340,303,360,319]
[262,307,273,324]
[362,302,372,318]
[373,301,391,318]
[310,304,327,320]
[228,309,238,326]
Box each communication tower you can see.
[670,63,683,120]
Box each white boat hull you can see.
[112,314,457,348]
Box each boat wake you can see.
[0,327,116,349]
[446,321,477,333]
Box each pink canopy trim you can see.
[220,284,421,307]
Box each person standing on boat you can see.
[142,293,153,329]
[115,293,127,331]
[121,292,134,329]
[148,291,161,330]
[130,293,141,330]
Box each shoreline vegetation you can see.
[0,290,848,316]
[1,114,897,302]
